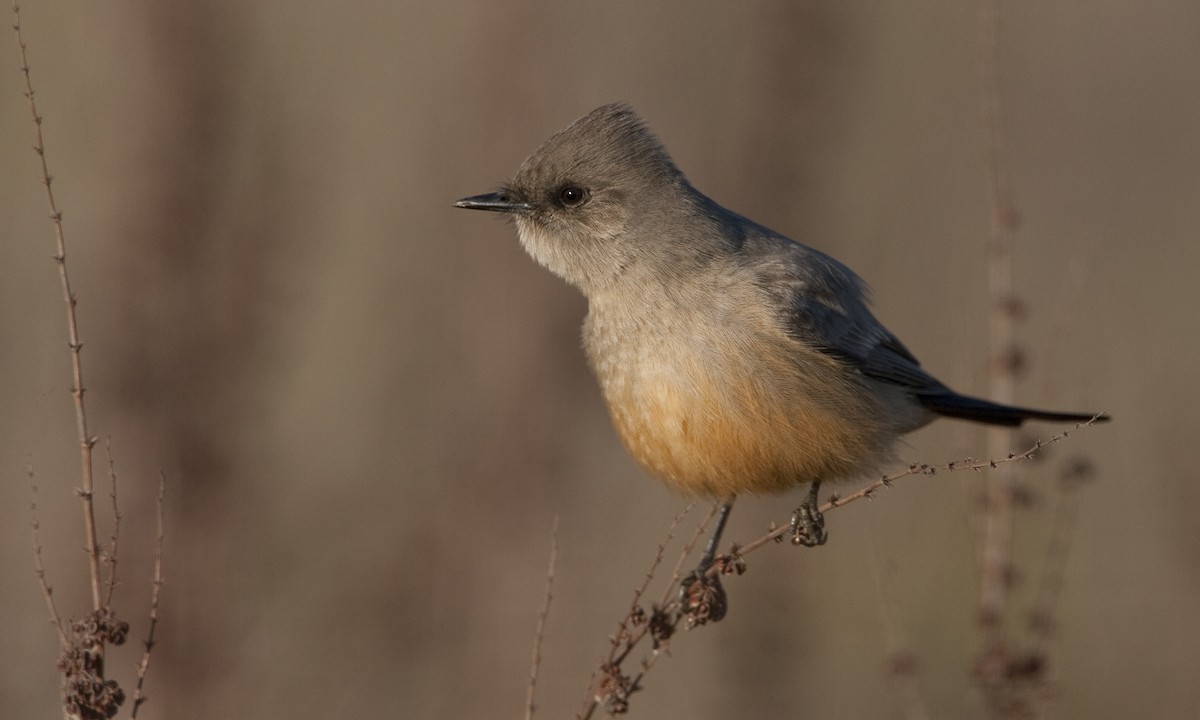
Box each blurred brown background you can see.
[2,2,1197,718]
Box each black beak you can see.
[454,192,533,214]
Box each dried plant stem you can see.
[576,503,706,720]
[103,438,122,607]
[525,517,560,720]
[14,9,168,718]
[977,0,1021,706]
[657,503,712,608]
[28,462,69,647]
[13,2,104,614]
[577,422,1098,718]
[626,504,714,691]
[606,503,707,668]
[736,421,1099,560]
[130,472,166,719]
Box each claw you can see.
[789,481,827,546]
[677,500,735,624]
[679,570,727,627]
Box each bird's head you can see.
[456,103,686,295]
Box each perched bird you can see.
[456,103,1103,556]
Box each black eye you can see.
[558,186,587,207]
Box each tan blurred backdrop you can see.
[2,2,1198,718]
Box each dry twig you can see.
[578,419,1101,717]
[28,461,69,647]
[103,438,123,608]
[735,419,1101,559]
[14,8,167,719]
[130,473,166,719]
[524,516,559,720]
[12,2,105,612]
[576,503,704,719]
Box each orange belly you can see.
[601,350,893,497]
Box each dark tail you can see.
[917,392,1109,427]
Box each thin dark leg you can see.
[679,498,736,625]
[697,500,734,571]
[789,480,827,546]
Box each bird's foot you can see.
[679,565,727,627]
[789,482,827,546]
[677,500,738,626]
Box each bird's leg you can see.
[679,499,735,626]
[697,500,734,572]
[789,481,827,546]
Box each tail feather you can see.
[917,392,1108,427]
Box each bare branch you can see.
[28,461,69,647]
[578,420,1102,716]
[977,0,1022,709]
[103,437,122,608]
[130,472,166,719]
[577,503,706,720]
[657,503,710,608]
[735,419,1102,560]
[524,517,559,720]
[12,0,104,613]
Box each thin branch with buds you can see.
[736,418,1102,559]
[578,419,1102,717]
[130,472,166,719]
[976,0,1038,713]
[14,7,168,719]
[524,516,559,720]
[28,462,69,647]
[13,2,105,612]
[576,503,706,720]
[103,438,123,608]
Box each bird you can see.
[455,102,1105,562]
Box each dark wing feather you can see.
[741,228,946,393]
[735,226,1109,427]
